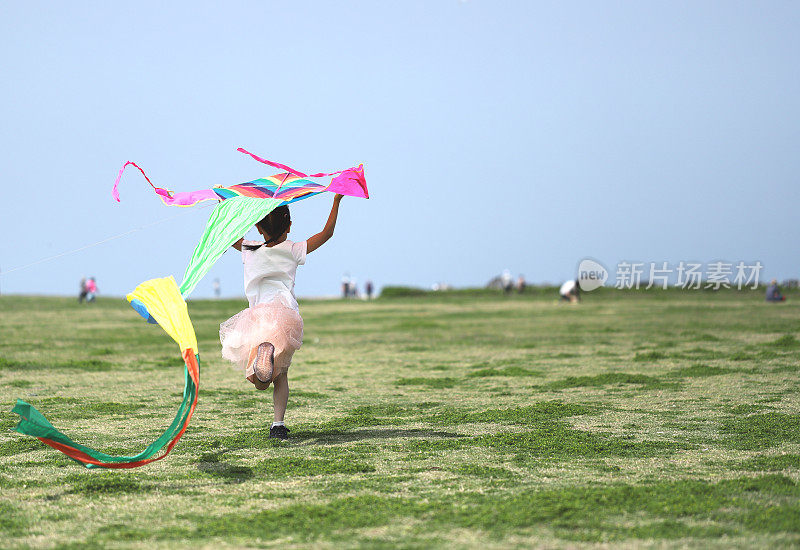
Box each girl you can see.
[220,194,344,440]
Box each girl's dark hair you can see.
[243,206,291,251]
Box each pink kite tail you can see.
[113,161,172,202]
[237,147,347,179]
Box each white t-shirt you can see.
[560,280,576,296]
[242,239,307,310]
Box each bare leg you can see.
[272,372,289,423]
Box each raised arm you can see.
[307,195,343,254]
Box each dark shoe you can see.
[252,342,275,384]
[269,425,290,440]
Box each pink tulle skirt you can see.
[219,298,303,378]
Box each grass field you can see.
[1,288,799,548]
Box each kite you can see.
[11,149,368,468]
[113,148,369,297]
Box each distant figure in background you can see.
[78,277,88,303]
[350,278,359,298]
[85,277,98,303]
[213,278,221,299]
[501,269,513,294]
[341,273,350,299]
[516,275,526,294]
[559,279,580,303]
[365,280,374,300]
[766,279,786,302]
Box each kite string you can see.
[0,203,216,277]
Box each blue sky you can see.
[1,1,798,298]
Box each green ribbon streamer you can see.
[179,197,281,296]
[11,355,199,468]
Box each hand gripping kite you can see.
[11,149,368,468]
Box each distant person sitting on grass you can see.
[766,279,786,302]
[501,269,513,294]
[78,277,88,303]
[559,279,580,303]
[516,275,526,293]
[85,277,98,303]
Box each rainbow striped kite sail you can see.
[111,147,368,208]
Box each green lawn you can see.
[0,289,798,548]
